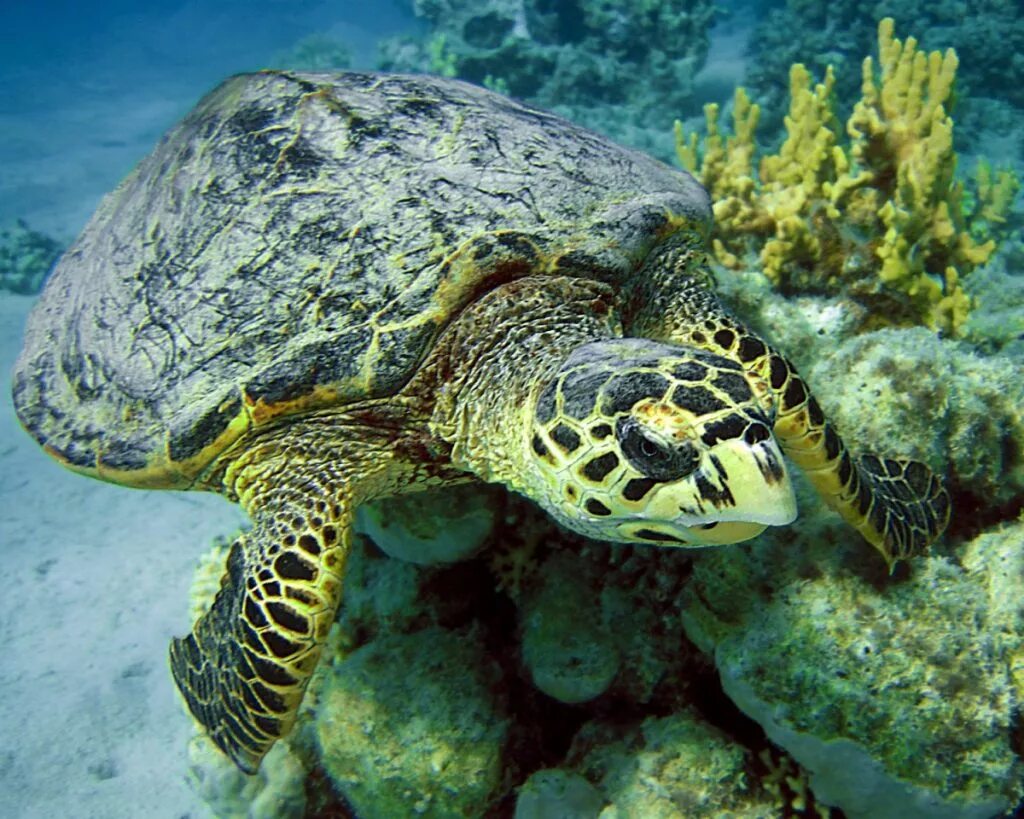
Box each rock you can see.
[681,522,1024,818]
[315,626,510,818]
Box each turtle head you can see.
[526,339,796,547]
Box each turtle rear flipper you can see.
[170,486,350,773]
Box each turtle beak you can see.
[613,435,798,548]
[678,436,797,529]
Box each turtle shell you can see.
[12,71,710,488]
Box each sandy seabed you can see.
[0,292,246,818]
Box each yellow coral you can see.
[676,90,767,267]
[973,159,1021,226]
[677,18,1017,336]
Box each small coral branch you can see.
[676,18,1020,336]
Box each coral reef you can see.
[561,713,781,817]
[185,460,1024,817]
[187,736,308,819]
[961,257,1024,357]
[514,768,605,817]
[520,551,620,704]
[710,263,1024,523]
[271,34,352,72]
[0,219,63,295]
[677,19,1020,335]
[377,0,716,160]
[744,0,1024,156]
[805,328,1024,513]
[354,483,498,564]
[681,519,1024,818]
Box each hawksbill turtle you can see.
[11,71,950,773]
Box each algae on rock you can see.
[563,712,782,818]
[681,521,1024,818]
[316,626,510,818]
[806,328,1024,511]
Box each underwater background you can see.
[1,1,1023,817]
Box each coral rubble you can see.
[0,219,63,295]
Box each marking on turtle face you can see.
[536,380,558,424]
[560,368,612,420]
[623,477,657,501]
[634,528,686,544]
[581,451,619,483]
[737,336,767,363]
[754,446,786,484]
[700,415,747,445]
[671,384,727,416]
[671,361,707,382]
[713,328,736,349]
[712,372,751,403]
[743,422,772,445]
[600,372,670,415]
[550,424,581,453]
[695,472,736,508]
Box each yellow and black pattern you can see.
[528,337,796,547]
[164,416,402,774]
[634,248,950,564]
[169,477,349,773]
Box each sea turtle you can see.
[12,71,950,773]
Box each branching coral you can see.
[676,19,1020,336]
[745,0,1024,148]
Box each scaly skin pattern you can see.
[169,409,445,772]
[429,275,799,550]
[628,239,951,566]
[529,337,791,546]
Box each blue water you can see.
[0,0,414,237]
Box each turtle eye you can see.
[615,417,699,482]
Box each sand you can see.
[0,292,246,818]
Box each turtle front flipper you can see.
[626,243,950,565]
[170,481,351,773]
[755,356,950,566]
